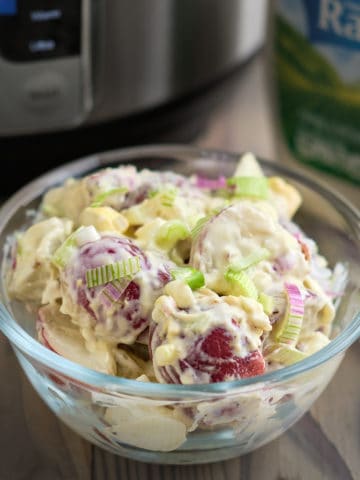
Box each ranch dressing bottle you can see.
[273,0,360,185]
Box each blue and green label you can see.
[304,0,360,50]
[275,0,360,184]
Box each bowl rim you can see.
[0,144,359,397]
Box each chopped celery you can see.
[155,220,190,250]
[228,248,270,272]
[52,226,100,268]
[274,283,304,346]
[90,187,128,207]
[258,293,273,315]
[224,269,258,298]
[227,176,269,199]
[170,267,205,290]
[151,188,177,207]
[148,189,159,198]
[52,231,80,268]
[191,215,210,239]
[86,256,141,288]
[266,344,308,365]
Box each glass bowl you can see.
[0,145,359,465]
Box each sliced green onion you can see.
[275,283,304,346]
[170,267,205,290]
[86,256,141,288]
[266,344,308,365]
[224,269,258,298]
[91,187,128,207]
[258,293,273,315]
[226,176,269,199]
[155,220,190,250]
[228,248,270,272]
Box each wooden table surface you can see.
[1,51,359,480]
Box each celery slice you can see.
[227,176,269,199]
[90,187,128,207]
[170,267,205,290]
[148,189,159,198]
[52,226,100,268]
[274,283,304,346]
[155,220,190,250]
[52,229,80,268]
[86,256,141,288]
[191,215,210,239]
[224,269,258,298]
[150,188,177,207]
[258,293,273,315]
[228,248,270,272]
[266,344,308,365]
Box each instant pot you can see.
[0,0,267,191]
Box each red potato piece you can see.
[60,235,171,345]
[150,323,265,385]
[150,290,268,385]
[37,304,117,375]
[190,202,309,295]
[179,327,265,382]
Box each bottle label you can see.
[304,0,360,50]
[275,0,360,184]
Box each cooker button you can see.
[28,39,57,54]
[23,72,66,109]
[29,9,63,23]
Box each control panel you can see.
[0,0,81,62]
[0,0,92,135]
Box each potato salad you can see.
[7,153,343,385]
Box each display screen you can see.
[0,0,17,15]
[0,0,81,61]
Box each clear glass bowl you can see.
[0,145,359,465]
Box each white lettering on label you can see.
[319,0,343,34]
[318,0,360,41]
